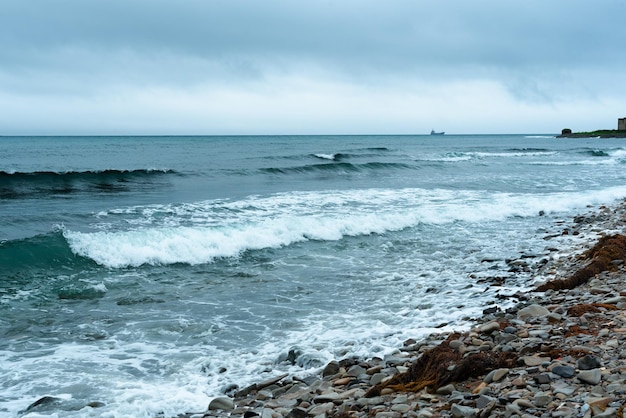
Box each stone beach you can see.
[176,203,626,418]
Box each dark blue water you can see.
[2,134,626,416]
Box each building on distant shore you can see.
[619,118,626,131]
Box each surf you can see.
[62,185,626,268]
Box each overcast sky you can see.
[1,1,625,135]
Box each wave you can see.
[260,161,412,175]
[587,150,611,157]
[507,147,553,153]
[62,185,626,269]
[528,149,626,166]
[417,149,557,162]
[312,153,350,161]
[0,169,176,199]
[0,230,94,274]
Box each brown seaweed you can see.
[536,234,626,292]
[365,335,516,397]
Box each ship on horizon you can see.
[430,130,445,135]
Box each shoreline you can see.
[183,202,626,417]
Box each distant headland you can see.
[557,117,626,138]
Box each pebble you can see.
[208,397,235,411]
[577,369,602,385]
[552,365,575,378]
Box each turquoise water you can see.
[2,134,626,416]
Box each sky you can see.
[1,1,625,136]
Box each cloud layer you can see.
[2,1,625,135]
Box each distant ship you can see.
[430,130,445,135]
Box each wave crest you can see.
[0,169,176,198]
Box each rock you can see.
[391,403,411,413]
[577,355,602,370]
[209,397,235,411]
[484,368,508,383]
[370,372,387,386]
[308,402,333,416]
[313,392,341,403]
[534,373,551,384]
[332,377,352,386]
[522,355,550,366]
[577,369,602,385]
[503,326,517,334]
[513,398,535,409]
[552,383,576,396]
[475,395,496,409]
[449,339,464,350]
[518,304,550,320]
[479,321,500,334]
[552,365,575,378]
[588,397,611,415]
[22,396,61,413]
[594,408,618,418]
[533,392,552,407]
[436,384,456,395]
[511,376,526,387]
[346,365,366,377]
[492,368,509,382]
[321,361,340,377]
[285,407,308,418]
[256,373,289,390]
[451,403,478,418]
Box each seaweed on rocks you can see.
[566,303,618,317]
[364,334,516,397]
[536,234,626,291]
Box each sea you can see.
[2,134,626,417]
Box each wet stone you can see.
[479,321,501,334]
[370,372,387,386]
[552,365,576,378]
[436,384,456,395]
[346,365,366,377]
[518,304,550,320]
[321,361,340,377]
[523,356,550,366]
[284,407,307,418]
[577,369,602,385]
[208,397,235,411]
[503,326,517,334]
[534,373,551,384]
[475,395,496,409]
[451,403,478,418]
[449,340,464,350]
[577,355,602,370]
[553,384,576,396]
[533,392,552,407]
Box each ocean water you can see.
[2,134,626,416]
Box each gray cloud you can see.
[1,0,625,134]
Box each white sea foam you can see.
[64,186,626,268]
[418,150,557,162]
[610,149,626,159]
[313,153,337,160]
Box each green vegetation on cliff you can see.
[558,129,626,138]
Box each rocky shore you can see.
[177,203,626,418]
